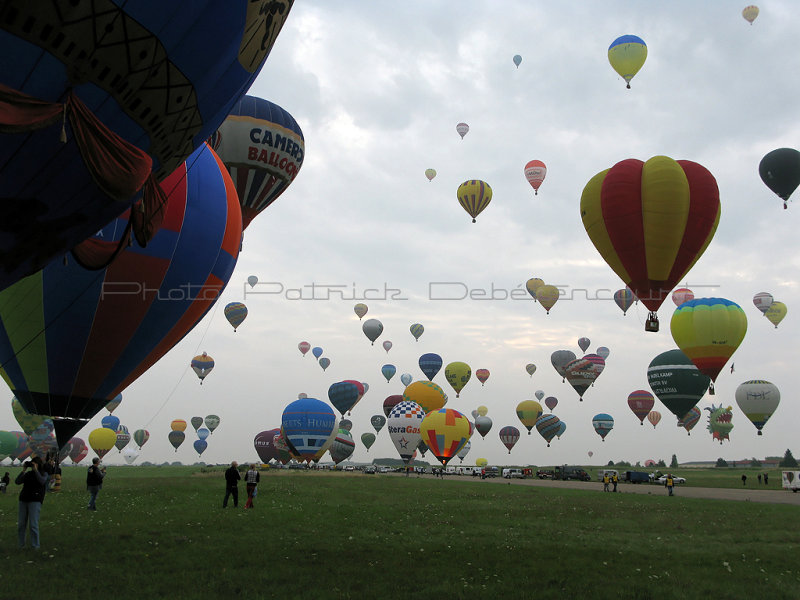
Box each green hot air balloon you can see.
[647,349,711,421]
[361,432,376,451]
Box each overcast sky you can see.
[7,1,800,468]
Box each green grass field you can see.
[0,466,798,600]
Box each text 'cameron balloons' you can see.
[403,380,447,413]
[419,353,443,380]
[224,302,248,332]
[370,415,386,433]
[581,156,720,331]
[444,362,471,398]
[671,298,747,393]
[592,414,614,441]
[535,414,560,447]
[457,180,492,223]
[210,95,304,229]
[524,160,547,195]
[254,428,281,463]
[647,349,710,420]
[381,364,397,383]
[614,288,636,315]
[191,352,215,384]
[0,1,291,291]
[388,401,425,464]
[456,122,470,139]
[513,54,522,68]
[628,390,655,425]
[608,35,647,88]
[0,143,242,446]
[759,148,800,209]
[88,428,116,460]
[499,426,520,454]
[735,380,780,436]
[328,382,361,417]
[516,400,543,434]
[420,409,472,466]
[565,354,605,400]
[281,398,337,463]
[362,319,384,345]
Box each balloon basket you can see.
[645,313,659,332]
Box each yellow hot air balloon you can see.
[88,427,117,460]
[475,457,488,468]
[671,298,747,394]
[526,277,544,302]
[742,5,759,24]
[402,381,447,413]
[354,303,368,320]
[425,168,437,182]
[444,361,472,398]
[477,405,488,417]
[608,35,647,89]
[171,419,188,432]
[537,285,560,314]
[420,408,473,466]
[456,180,492,223]
[764,301,787,328]
[516,400,544,435]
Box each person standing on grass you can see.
[1,471,9,493]
[16,456,47,549]
[758,473,762,484]
[612,472,619,492]
[764,472,769,485]
[244,464,260,509]
[86,457,106,510]
[666,474,674,496]
[602,473,610,492]
[223,461,241,508]
[741,474,747,486]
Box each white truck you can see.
[502,468,524,479]
[781,471,800,492]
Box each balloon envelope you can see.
[402,381,447,413]
[608,34,647,88]
[387,401,425,464]
[753,292,773,314]
[105,394,123,414]
[564,354,605,400]
[456,180,492,223]
[191,417,204,431]
[537,285,560,314]
[410,323,424,341]
[361,432,376,451]
[742,5,759,23]
[647,349,711,419]
[765,301,787,328]
[513,54,522,68]
[193,439,208,456]
[319,357,331,371]
[425,168,437,181]
[672,288,694,307]
[254,428,281,463]
[123,447,140,465]
[647,411,662,428]
[101,416,120,432]
[191,352,215,384]
[578,337,591,353]
[362,319,384,345]
[419,353,443,380]
[370,415,387,433]
[526,364,537,377]
[197,428,210,441]
[400,373,413,387]
[168,431,185,451]
[535,414,560,446]
[224,302,248,331]
[592,414,614,441]
[133,430,150,449]
[204,415,221,433]
[474,415,493,439]
[516,400,543,433]
[524,160,547,194]
[281,398,337,462]
[475,369,490,385]
[329,428,356,464]
[735,380,780,435]
[381,364,397,382]
[544,396,558,412]
[420,409,472,466]
[354,303,368,319]
[444,362,472,397]
[383,395,404,417]
[759,148,800,207]
[88,428,117,459]
[171,420,187,433]
[312,347,323,359]
[328,382,361,416]
[499,425,521,453]
[614,288,635,315]
[628,390,655,425]
[456,123,469,139]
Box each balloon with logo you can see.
[387,400,425,464]
[115,427,131,452]
[197,428,210,441]
[647,411,662,429]
[400,373,413,387]
[383,395,404,417]
[254,428,281,463]
[190,417,204,432]
[608,35,647,88]
[526,278,544,302]
[28,421,57,459]
[133,429,150,449]
[742,5,759,23]
[474,415,493,439]
[759,148,800,208]
[765,302,787,328]
[224,302,248,332]
[544,396,558,412]
[191,353,215,385]
[705,404,734,444]
[475,369,490,386]
[168,431,185,452]
[410,323,424,342]
[551,350,577,382]
[297,342,310,357]
[88,428,117,460]
[105,394,122,414]
[370,415,386,434]
[535,414,561,447]
[193,439,208,457]
[627,390,654,425]
[513,54,522,68]
[565,354,606,401]
[596,347,610,361]
[204,415,220,434]
[581,156,721,331]
[319,358,331,371]
[328,381,361,417]
[671,298,747,394]
[329,429,356,464]
[516,400,543,434]
[419,353,443,380]
[524,160,547,195]
[735,380,780,436]
[312,347,323,360]
[281,398,337,463]
[456,122,470,139]
[537,285,559,314]
[753,292,773,315]
[381,364,397,383]
[456,180,492,223]
[444,362,472,398]
[647,349,711,420]
[592,413,614,441]
[457,440,471,462]
[678,406,702,435]
[578,338,591,353]
[361,432,376,452]
[614,288,635,315]
[123,448,140,465]
[363,319,384,345]
[672,288,694,307]
[101,416,121,432]
[498,426,520,454]
[403,381,447,413]
[425,168,437,182]
[420,408,472,466]
[354,304,368,320]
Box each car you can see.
[378,466,390,473]
[655,475,686,484]
[502,468,525,479]
[344,465,355,471]
[536,469,554,479]
[363,466,376,474]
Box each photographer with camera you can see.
[15,455,47,549]
[86,457,106,511]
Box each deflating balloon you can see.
[370,415,386,433]
[627,390,655,425]
[765,301,787,328]
[281,398,337,463]
[735,380,780,435]
[608,35,647,88]
[193,439,208,456]
[361,432,376,452]
[425,168,437,182]
[513,54,522,68]
[168,430,185,452]
[647,410,662,428]
[403,381,447,413]
[592,413,614,441]
[516,400,543,434]
[354,303,368,320]
[535,414,560,447]
[383,395,404,417]
[564,354,605,400]
[419,408,472,466]
[474,415,493,439]
[224,302,248,332]
[647,349,710,420]
[456,122,470,139]
[475,369,490,386]
[444,362,472,398]
[191,352,215,384]
[88,428,117,460]
[524,160,547,195]
[204,415,221,433]
[387,400,425,464]
[330,429,356,464]
[123,447,139,465]
[419,353,443,380]
[363,319,384,345]
[759,148,800,208]
[499,426,520,454]
[614,288,636,315]
[456,180,492,223]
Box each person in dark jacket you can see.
[1,471,10,493]
[86,458,106,510]
[16,456,47,549]
[223,461,241,508]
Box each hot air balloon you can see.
[498,426,520,454]
[735,380,779,435]
[191,417,204,432]
[361,432,377,452]
[765,302,787,328]
[204,415,221,434]
[123,448,140,465]
[363,319,384,345]
[383,395,404,417]
[628,390,655,425]
[281,398,337,463]
[115,427,131,452]
[191,352,215,384]
[742,5,759,23]
[319,357,331,371]
[578,337,591,353]
[596,347,610,360]
[400,373,413,387]
[544,396,558,412]
[535,390,545,401]
[475,369,490,386]
[224,302,248,332]
[88,428,117,460]
[381,364,397,383]
[193,439,208,457]
[706,404,734,444]
[425,168,437,182]
[592,414,614,441]
[382,341,393,354]
[387,400,425,464]
[254,429,281,463]
[101,416,121,432]
[105,394,122,414]
[209,95,304,229]
[556,421,567,439]
[588,451,594,458]
[679,406,702,435]
[516,400,543,434]
[535,414,560,447]
[0,2,290,292]
[614,288,635,315]
[537,285,560,314]
[456,122,469,139]
[513,54,522,68]
[526,364,537,377]
[647,411,662,429]
[474,415,493,439]
[457,440,472,462]
[197,428,210,441]
[672,288,694,307]
[671,298,747,393]
[477,406,488,417]
[168,431,186,452]
[456,180,492,223]
[444,362,472,398]
[247,276,259,288]
[608,35,647,89]
[420,409,472,466]
[339,419,352,432]
[476,458,488,468]
[647,349,711,420]
[759,148,800,208]
[329,429,356,464]
[410,323,425,341]
[354,303,368,320]
[328,382,361,417]
[524,160,547,195]
[753,292,773,314]
[133,429,150,449]
[564,355,605,400]
[403,381,447,413]
[71,442,90,465]
[419,353,443,380]
[171,420,187,433]
[371,415,387,433]
[298,342,311,357]
[312,347,323,359]
[11,397,48,436]
[581,156,720,331]
[526,278,544,301]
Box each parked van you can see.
[502,468,525,479]
[782,471,800,492]
[597,469,618,482]
[457,466,477,476]
[445,466,457,475]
